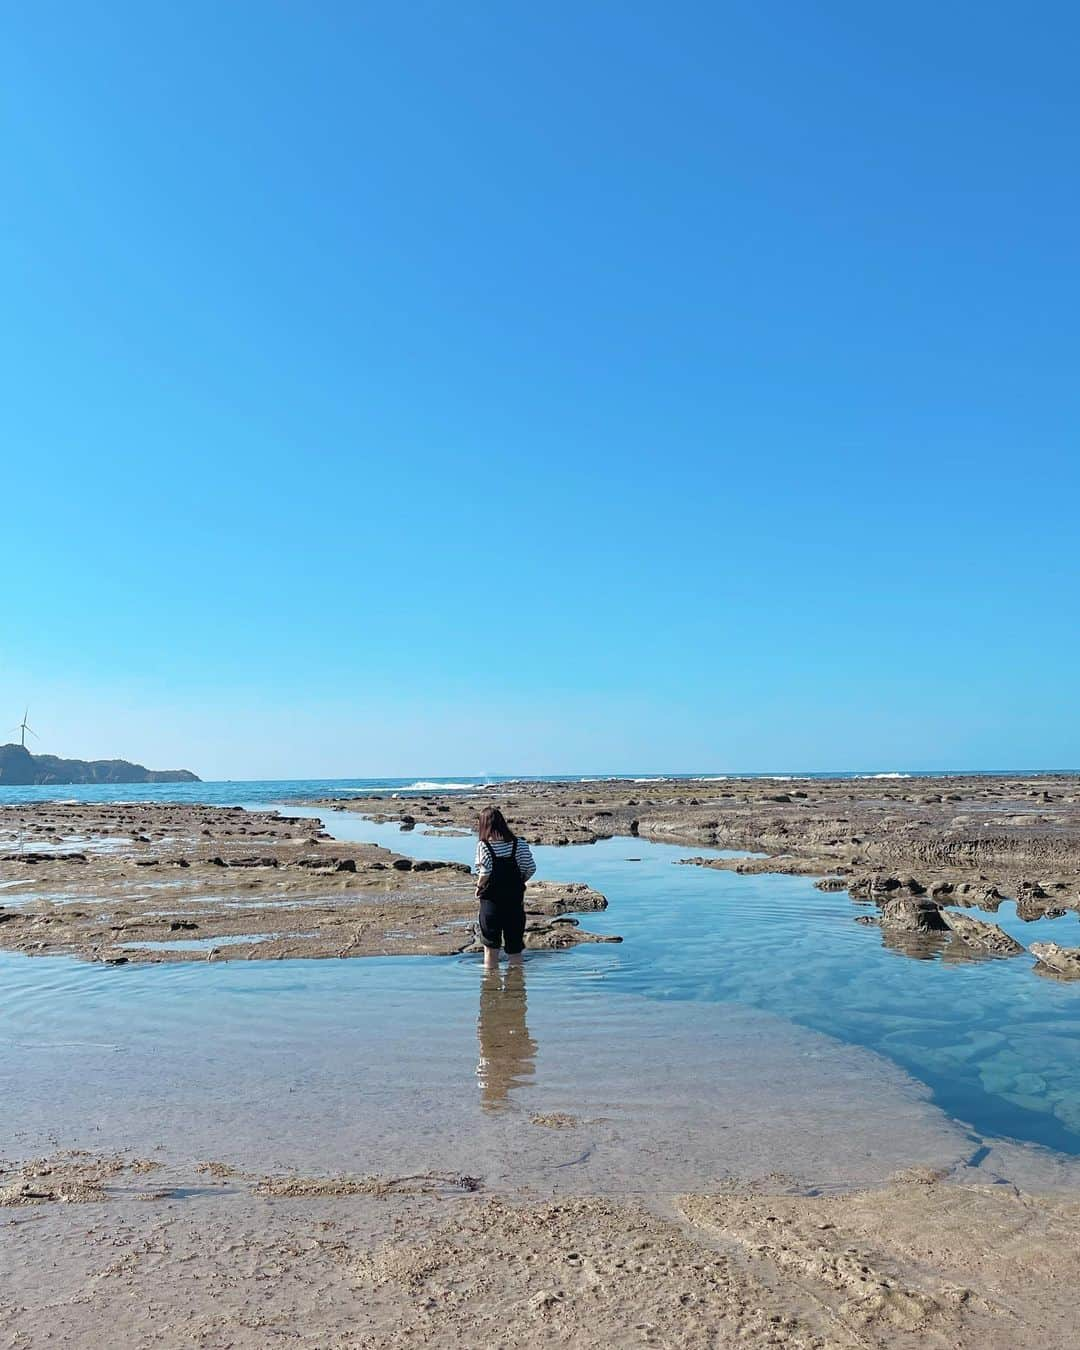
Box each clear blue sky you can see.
[2,3,1077,779]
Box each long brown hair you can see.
[476,806,514,843]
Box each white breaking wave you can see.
[399,780,479,791]
[864,773,912,779]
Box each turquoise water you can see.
[1,778,1079,1183]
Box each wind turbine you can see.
[13,709,38,749]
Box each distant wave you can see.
[398,780,479,791]
[862,773,912,779]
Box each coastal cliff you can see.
[0,743,199,785]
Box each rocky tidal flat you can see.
[311,774,1080,979]
[0,801,616,963]
[312,773,1080,879]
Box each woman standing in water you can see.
[474,806,536,970]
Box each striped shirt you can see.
[475,836,537,880]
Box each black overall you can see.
[477,836,527,954]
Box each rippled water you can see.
[298,810,1080,1157]
[1,782,1079,1192]
[6,942,995,1194]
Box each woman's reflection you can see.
[476,964,537,1111]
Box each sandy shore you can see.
[3,1150,1080,1348]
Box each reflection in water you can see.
[879,927,999,966]
[476,966,537,1112]
[879,927,953,962]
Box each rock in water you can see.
[1030,943,1080,980]
[524,881,608,915]
[1013,879,1062,921]
[1017,879,1050,900]
[950,882,1004,910]
[941,911,1024,956]
[1015,894,1066,922]
[877,895,950,933]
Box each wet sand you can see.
[4,1151,1080,1348]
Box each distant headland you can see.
[0,743,200,786]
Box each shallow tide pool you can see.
[1,797,1079,1194]
[297,808,1080,1159]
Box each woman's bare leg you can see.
[484,946,501,970]
[506,950,524,966]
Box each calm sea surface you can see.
[1,775,1079,1191]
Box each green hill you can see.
[0,743,200,786]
